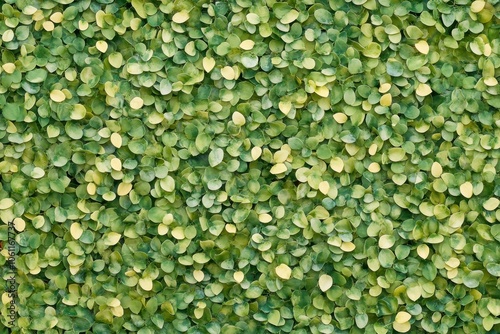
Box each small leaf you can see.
[319,274,333,292]
[209,148,224,167]
[172,11,190,23]
[460,182,473,198]
[275,264,292,280]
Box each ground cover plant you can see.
[0,0,499,333]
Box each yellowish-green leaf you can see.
[232,111,246,126]
[460,181,473,198]
[330,157,344,173]
[172,11,189,23]
[415,40,429,54]
[483,197,499,210]
[275,264,292,280]
[319,274,333,292]
[233,271,244,283]
[380,93,392,107]
[70,223,83,239]
[431,162,443,177]
[416,83,432,97]
[110,133,122,148]
[50,90,66,102]
[0,198,15,210]
[270,163,287,174]
[130,97,144,110]
[203,57,216,72]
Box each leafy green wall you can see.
[0,0,499,333]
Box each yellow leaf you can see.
[315,85,329,97]
[111,305,124,317]
[251,147,262,160]
[71,104,87,120]
[139,277,153,291]
[70,223,83,239]
[107,298,121,307]
[406,285,421,301]
[202,57,215,72]
[87,183,96,196]
[171,226,185,240]
[232,111,246,126]
[303,58,316,70]
[194,308,204,319]
[416,83,432,97]
[233,271,244,283]
[13,218,25,232]
[471,0,485,12]
[158,224,169,236]
[333,112,347,124]
[431,162,443,178]
[279,101,292,115]
[240,40,255,50]
[0,198,15,209]
[379,83,392,93]
[259,213,272,223]
[368,144,378,155]
[415,40,429,54]
[378,235,395,249]
[50,90,66,102]
[110,158,122,171]
[194,270,205,282]
[275,264,292,280]
[417,244,429,259]
[318,274,333,292]
[221,66,235,80]
[43,21,55,31]
[105,232,121,246]
[319,181,330,195]
[270,163,287,174]
[460,181,473,198]
[483,197,499,210]
[130,96,144,110]
[368,162,381,173]
[273,150,289,163]
[96,40,108,53]
[395,311,411,323]
[380,93,392,107]
[117,182,132,196]
[330,157,344,173]
[2,63,16,74]
[484,77,498,87]
[445,257,460,268]
[393,321,411,333]
[340,242,356,252]
[110,133,122,148]
[172,11,190,23]
[50,12,63,23]
[225,224,237,233]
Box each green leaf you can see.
[209,148,224,167]
[314,8,333,24]
[3,103,26,121]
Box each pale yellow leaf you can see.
[460,181,473,198]
[415,40,429,54]
[270,163,287,174]
[110,133,122,148]
[233,271,244,283]
[275,264,292,280]
[319,274,333,292]
[203,57,215,72]
[232,111,246,126]
[172,11,190,23]
[70,223,83,239]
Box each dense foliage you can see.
[0,0,499,333]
